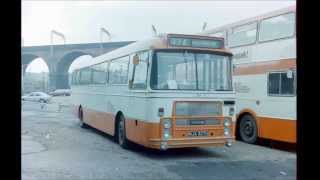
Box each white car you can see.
[48,89,71,96]
[22,92,52,103]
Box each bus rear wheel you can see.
[79,107,89,129]
[117,115,130,149]
[239,114,258,144]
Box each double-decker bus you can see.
[201,5,296,144]
[70,34,236,150]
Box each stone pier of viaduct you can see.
[22,41,134,90]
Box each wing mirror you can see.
[133,54,140,65]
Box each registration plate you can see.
[188,131,208,137]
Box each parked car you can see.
[22,92,52,103]
[48,89,71,96]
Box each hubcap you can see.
[242,119,254,137]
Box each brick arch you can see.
[55,51,94,89]
[21,54,49,74]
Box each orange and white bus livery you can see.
[70,33,236,150]
[201,5,296,144]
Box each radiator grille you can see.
[175,119,221,126]
[175,101,222,116]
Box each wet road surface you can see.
[22,99,296,180]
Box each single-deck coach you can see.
[70,33,235,150]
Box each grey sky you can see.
[22,1,295,47]
[23,0,296,72]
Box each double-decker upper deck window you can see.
[209,31,227,46]
[228,22,257,47]
[259,13,295,42]
[109,56,129,84]
[268,71,296,96]
[210,31,225,38]
[92,62,108,84]
[169,37,223,49]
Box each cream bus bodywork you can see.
[70,34,236,150]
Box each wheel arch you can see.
[236,109,259,139]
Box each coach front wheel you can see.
[117,115,130,149]
[79,106,89,129]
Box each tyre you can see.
[239,114,258,144]
[79,107,89,129]
[39,99,45,103]
[117,115,130,149]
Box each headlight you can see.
[162,119,171,140]
[224,127,230,136]
[224,118,231,127]
[229,107,235,116]
[163,119,171,129]
[163,129,171,139]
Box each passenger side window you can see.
[74,70,80,85]
[268,70,296,96]
[130,51,149,89]
[259,13,295,42]
[91,62,108,84]
[228,22,257,47]
[71,71,78,85]
[79,68,92,85]
[109,56,129,84]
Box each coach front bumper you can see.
[148,136,234,150]
[147,116,235,150]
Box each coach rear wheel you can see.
[239,114,258,144]
[79,107,89,129]
[117,115,130,149]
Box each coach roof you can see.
[72,33,231,70]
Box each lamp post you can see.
[151,25,157,37]
[100,27,111,54]
[50,30,65,91]
[202,22,207,32]
[42,71,45,92]
[50,30,66,57]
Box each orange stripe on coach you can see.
[234,58,296,76]
[258,116,296,143]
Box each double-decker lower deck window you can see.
[268,71,296,96]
